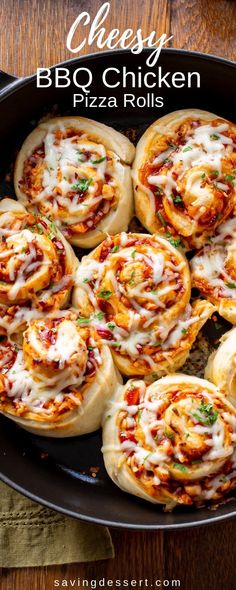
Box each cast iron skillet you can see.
[0,48,236,530]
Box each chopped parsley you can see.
[77,316,91,325]
[182,146,192,152]
[111,245,119,253]
[35,223,43,234]
[91,156,106,164]
[201,173,206,179]
[166,232,182,248]
[211,170,219,176]
[226,282,236,289]
[129,270,136,285]
[181,328,188,334]
[210,133,220,140]
[76,149,84,162]
[98,290,112,300]
[224,174,235,186]
[137,409,143,423]
[191,400,218,426]
[173,463,188,473]
[95,311,105,320]
[154,188,163,196]
[172,194,183,204]
[83,278,89,283]
[156,211,167,227]
[72,178,93,192]
[165,429,174,441]
[107,323,115,330]
[131,250,136,259]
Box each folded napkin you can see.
[0,481,114,567]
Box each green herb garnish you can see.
[77,317,91,325]
[95,311,105,320]
[156,211,167,227]
[173,463,188,473]
[191,400,218,426]
[111,245,119,253]
[226,282,236,289]
[182,146,192,152]
[98,290,112,300]
[72,178,92,192]
[225,174,235,185]
[165,429,174,441]
[154,188,163,196]
[210,133,219,140]
[91,156,106,164]
[35,223,43,235]
[166,232,182,248]
[172,194,183,204]
[137,409,143,423]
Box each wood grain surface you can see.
[0,1,236,589]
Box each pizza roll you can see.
[191,218,236,324]
[14,116,135,248]
[0,198,78,317]
[133,109,236,249]
[73,232,214,377]
[102,375,236,509]
[0,311,121,436]
[205,327,236,407]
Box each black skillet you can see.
[0,48,235,530]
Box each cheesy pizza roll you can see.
[102,375,236,509]
[205,327,236,407]
[14,116,135,248]
[73,232,214,377]
[0,311,121,436]
[191,218,236,324]
[133,109,236,249]
[0,200,78,313]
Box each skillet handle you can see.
[0,70,18,92]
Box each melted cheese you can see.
[147,121,234,208]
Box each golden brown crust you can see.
[73,232,214,377]
[102,375,236,509]
[0,199,78,329]
[14,117,135,248]
[191,217,236,324]
[0,311,122,436]
[133,109,236,249]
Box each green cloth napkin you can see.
[0,481,114,567]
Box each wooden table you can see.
[1,1,236,589]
